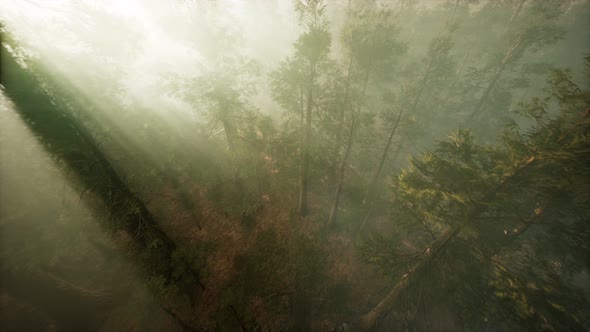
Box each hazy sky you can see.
[0,0,301,117]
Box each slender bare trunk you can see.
[388,50,437,168]
[326,66,370,225]
[330,55,354,183]
[509,0,526,26]
[363,104,405,204]
[298,66,316,216]
[298,85,305,183]
[439,48,471,110]
[358,104,404,232]
[222,118,236,150]
[465,36,522,123]
[327,113,356,226]
[411,51,436,112]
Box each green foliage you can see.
[3,1,590,330]
[361,60,590,328]
[394,130,501,236]
[341,3,406,77]
[295,0,328,30]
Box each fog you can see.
[1,0,589,331]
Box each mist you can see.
[1,0,590,331]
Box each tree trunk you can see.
[222,118,237,150]
[506,206,544,238]
[1,34,203,328]
[388,51,436,168]
[357,155,539,331]
[363,104,405,204]
[327,112,356,226]
[330,54,354,184]
[410,53,435,113]
[358,226,459,331]
[298,66,316,216]
[509,0,527,26]
[326,62,370,225]
[465,35,523,123]
[439,48,471,111]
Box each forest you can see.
[0,0,589,331]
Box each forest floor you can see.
[146,181,392,331]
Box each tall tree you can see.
[360,22,457,230]
[357,63,590,330]
[271,0,331,216]
[1,30,204,330]
[465,0,569,124]
[173,55,259,151]
[327,2,406,225]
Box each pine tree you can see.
[271,0,332,216]
[465,0,569,124]
[328,1,406,225]
[358,60,590,330]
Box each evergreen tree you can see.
[359,60,590,330]
[271,0,332,216]
[328,1,406,225]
